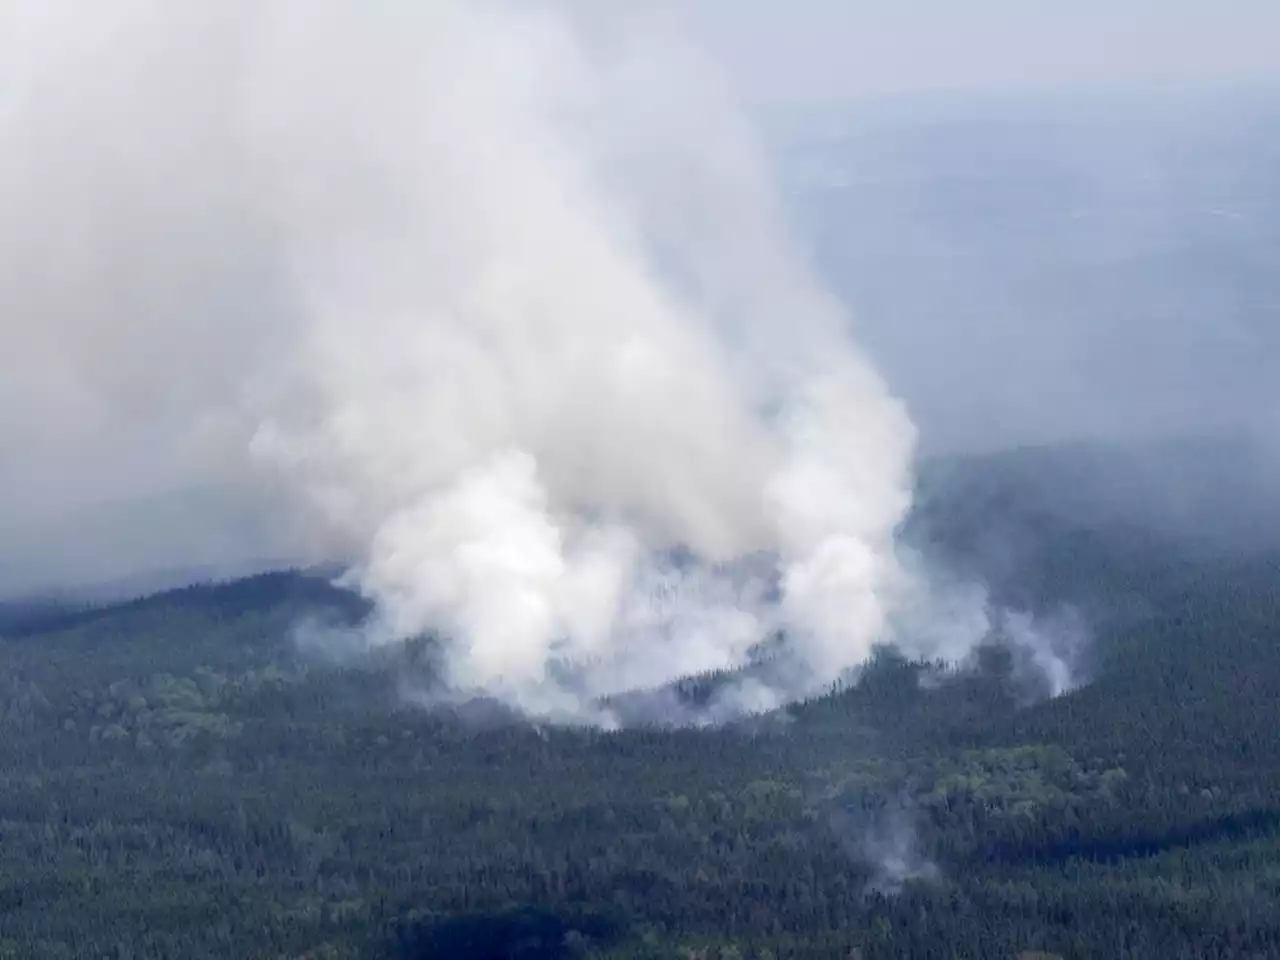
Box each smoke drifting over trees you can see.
[1,1,1081,720]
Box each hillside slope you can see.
[1,438,1278,959]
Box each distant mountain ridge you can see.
[0,482,302,602]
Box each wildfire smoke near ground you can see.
[3,2,1280,958]
[1,1,1009,719]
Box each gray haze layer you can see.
[770,93,1280,455]
[7,91,1279,595]
[690,1,1280,103]
[1,4,1277,720]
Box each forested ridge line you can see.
[2,444,1279,958]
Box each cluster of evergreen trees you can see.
[1,444,1278,958]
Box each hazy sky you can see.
[690,1,1280,103]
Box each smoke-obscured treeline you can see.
[2,442,1280,959]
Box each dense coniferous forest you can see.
[2,439,1279,959]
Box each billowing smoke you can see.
[238,0,917,717]
[0,0,1061,721]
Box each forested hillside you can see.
[2,440,1279,959]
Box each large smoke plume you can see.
[2,1,1061,721]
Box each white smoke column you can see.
[240,0,917,712]
[0,0,920,718]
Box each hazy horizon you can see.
[688,1,1280,105]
